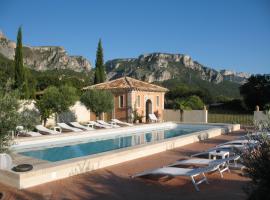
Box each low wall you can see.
[254,111,269,123]
[163,109,208,123]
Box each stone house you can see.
[83,77,168,122]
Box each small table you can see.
[209,150,229,160]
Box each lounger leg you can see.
[191,176,200,192]
[226,162,231,173]
[218,167,224,178]
[202,173,209,184]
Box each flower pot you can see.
[0,153,12,170]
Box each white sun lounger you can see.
[87,121,111,129]
[57,123,83,132]
[132,165,220,191]
[97,120,120,128]
[168,155,241,178]
[69,122,95,131]
[216,139,257,147]
[16,126,42,137]
[149,114,159,123]
[111,119,133,126]
[20,131,42,137]
[36,125,62,135]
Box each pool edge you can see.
[0,123,240,189]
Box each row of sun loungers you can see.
[17,119,134,137]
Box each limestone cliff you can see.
[0,31,92,72]
[106,53,250,84]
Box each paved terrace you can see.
[1,130,250,200]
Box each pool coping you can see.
[0,122,240,189]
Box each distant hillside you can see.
[160,78,241,100]
[0,52,93,92]
[106,53,250,84]
[105,53,250,99]
[0,31,92,72]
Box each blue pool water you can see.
[19,124,215,162]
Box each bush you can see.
[242,115,270,200]
[242,134,270,200]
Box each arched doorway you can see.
[145,99,152,122]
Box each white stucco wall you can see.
[19,100,91,126]
[70,101,91,123]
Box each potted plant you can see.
[137,114,144,123]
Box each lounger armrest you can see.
[53,126,62,133]
[110,121,117,125]
[86,123,94,128]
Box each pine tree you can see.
[94,39,106,84]
[14,27,25,89]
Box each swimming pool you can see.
[2,122,240,189]
[19,124,216,162]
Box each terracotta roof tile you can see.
[83,77,168,92]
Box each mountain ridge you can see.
[0,30,250,86]
[0,31,92,72]
[105,52,250,84]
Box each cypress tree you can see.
[94,67,100,84]
[14,27,29,98]
[94,39,106,84]
[14,27,25,89]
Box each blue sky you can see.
[0,0,269,74]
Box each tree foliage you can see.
[35,85,78,125]
[174,95,204,110]
[94,39,106,84]
[18,108,40,131]
[14,27,30,99]
[33,69,92,93]
[14,27,25,89]
[0,86,19,153]
[240,74,270,111]
[80,89,113,118]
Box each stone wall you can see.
[163,109,208,123]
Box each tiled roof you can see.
[83,77,168,92]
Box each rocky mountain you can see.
[0,31,92,72]
[106,53,250,84]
